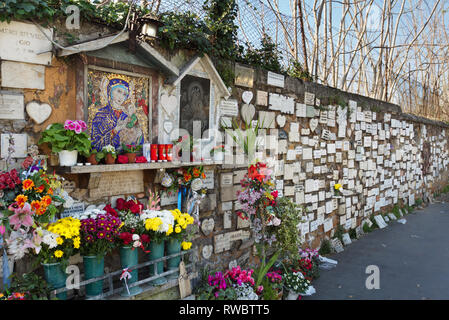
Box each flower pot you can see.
[119,246,143,297]
[58,150,78,166]
[147,240,167,285]
[213,152,224,162]
[49,153,59,166]
[105,153,115,164]
[125,153,136,163]
[83,255,105,298]
[42,262,67,300]
[166,239,181,280]
[286,289,300,300]
[87,154,98,165]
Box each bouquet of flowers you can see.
[34,217,81,268]
[116,210,150,251]
[74,210,122,256]
[334,183,342,196]
[293,248,321,281]
[225,266,258,300]
[140,209,175,243]
[176,166,206,189]
[115,198,145,214]
[283,271,311,294]
[198,271,237,300]
[0,169,21,206]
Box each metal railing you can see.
[52,250,194,300]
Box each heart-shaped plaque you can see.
[202,245,213,259]
[26,101,52,124]
[163,120,173,134]
[241,103,255,124]
[309,118,318,132]
[276,114,286,127]
[160,93,177,116]
[201,218,215,236]
[242,91,253,104]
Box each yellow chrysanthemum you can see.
[166,224,173,236]
[181,241,192,250]
[73,237,80,249]
[175,225,182,233]
[54,250,64,258]
[145,218,163,232]
[56,237,64,245]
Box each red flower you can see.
[117,155,128,164]
[119,232,133,245]
[140,234,150,243]
[104,204,118,217]
[135,156,147,163]
[116,198,126,211]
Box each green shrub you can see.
[318,239,332,256]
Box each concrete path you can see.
[304,200,449,300]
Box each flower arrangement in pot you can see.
[283,271,314,300]
[102,145,117,164]
[209,144,225,162]
[73,209,122,298]
[115,209,150,297]
[86,146,105,165]
[121,143,142,164]
[38,120,91,166]
[35,217,81,300]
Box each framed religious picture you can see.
[179,74,211,138]
[86,67,151,151]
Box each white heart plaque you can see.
[276,114,286,127]
[202,245,213,259]
[26,101,52,124]
[201,218,215,236]
[309,118,318,132]
[163,120,173,134]
[241,103,255,124]
[160,93,177,115]
[242,91,253,104]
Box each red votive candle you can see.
[150,144,158,162]
[158,144,166,162]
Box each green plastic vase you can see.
[166,239,181,280]
[42,262,67,300]
[147,240,167,285]
[119,246,143,297]
[83,255,105,298]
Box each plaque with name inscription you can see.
[0,91,24,119]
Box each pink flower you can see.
[64,120,73,130]
[77,120,87,130]
[0,225,5,236]
[8,202,34,231]
[74,122,82,134]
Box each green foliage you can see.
[38,123,91,156]
[333,225,345,242]
[272,197,303,259]
[259,276,281,300]
[328,95,348,108]
[121,143,142,153]
[6,272,51,300]
[348,228,357,239]
[362,222,371,233]
[415,198,423,207]
[318,239,332,256]
[239,34,284,73]
[442,184,449,194]
[287,60,313,81]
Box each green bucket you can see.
[147,240,167,285]
[166,239,181,280]
[83,255,105,298]
[42,262,67,300]
[119,246,143,297]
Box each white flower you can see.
[133,241,141,248]
[42,232,58,249]
[132,234,140,241]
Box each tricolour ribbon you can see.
[120,268,132,296]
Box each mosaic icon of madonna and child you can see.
[88,72,150,152]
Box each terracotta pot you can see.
[105,153,116,164]
[87,153,98,165]
[126,153,136,163]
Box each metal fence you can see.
[53,250,194,300]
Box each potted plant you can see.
[210,145,225,162]
[121,143,142,164]
[115,210,149,297]
[36,217,81,300]
[86,147,105,165]
[102,145,117,164]
[38,120,91,166]
[75,210,122,298]
[283,271,311,300]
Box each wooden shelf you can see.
[55,161,218,174]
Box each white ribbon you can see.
[120,268,132,295]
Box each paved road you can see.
[304,200,449,300]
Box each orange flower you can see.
[47,188,53,195]
[30,200,41,212]
[193,168,200,177]
[22,179,34,191]
[41,195,52,207]
[35,185,45,193]
[201,172,206,179]
[184,173,192,182]
[35,206,46,216]
[15,194,28,208]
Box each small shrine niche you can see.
[159,54,231,147]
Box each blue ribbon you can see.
[177,186,188,211]
[0,236,10,288]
